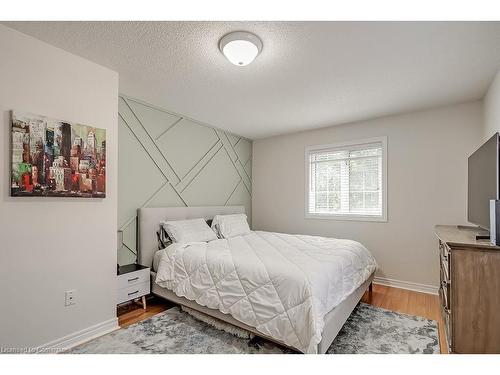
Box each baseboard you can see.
[39,317,119,353]
[373,276,439,295]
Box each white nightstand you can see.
[117,264,150,309]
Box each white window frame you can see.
[305,136,388,222]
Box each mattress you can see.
[155,230,377,353]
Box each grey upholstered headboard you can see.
[137,206,245,267]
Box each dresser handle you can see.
[128,290,139,296]
[127,277,139,282]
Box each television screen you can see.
[468,133,499,230]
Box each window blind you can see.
[307,141,383,217]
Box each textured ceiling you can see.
[4,21,500,139]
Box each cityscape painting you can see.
[10,111,106,198]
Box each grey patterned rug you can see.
[69,303,439,354]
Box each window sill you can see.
[305,213,387,223]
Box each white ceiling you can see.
[4,21,500,139]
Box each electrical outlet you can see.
[65,290,76,306]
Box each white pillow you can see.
[211,214,251,239]
[161,218,218,243]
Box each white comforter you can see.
[155,231,376,353]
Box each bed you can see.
[138,206,376,354]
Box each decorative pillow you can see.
[211,214,251,239]
[156,226,172,250]
[161,218,218,243]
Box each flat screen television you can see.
[468,132,500,230]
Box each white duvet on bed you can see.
[155,231,376,353]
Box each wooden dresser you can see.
[435,225,500,353]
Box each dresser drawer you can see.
[117,267,150,289]
[439,240,450,261]
[117,281,150,305]
[441,304,452,353]
[440,255,450,284]
[439,282,450,311]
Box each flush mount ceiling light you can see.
[219,31,263,66]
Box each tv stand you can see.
[435,225,500,353]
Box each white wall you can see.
[252,101,483,288]
[0,25,119,348]
[484,69,500,139]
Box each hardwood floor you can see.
[118,284,446,354]
[117,296,174,328]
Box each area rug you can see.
[68,303,439,354]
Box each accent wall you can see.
[118,96,252,265]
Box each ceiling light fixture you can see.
[219,31,263,67]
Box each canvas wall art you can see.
[10,111,106,197]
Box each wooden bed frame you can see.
[137,206,374,354]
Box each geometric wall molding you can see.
[118,95,252,265]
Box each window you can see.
[305,137,387,221]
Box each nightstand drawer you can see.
[117,281,150,305]
[117,267,149,289]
